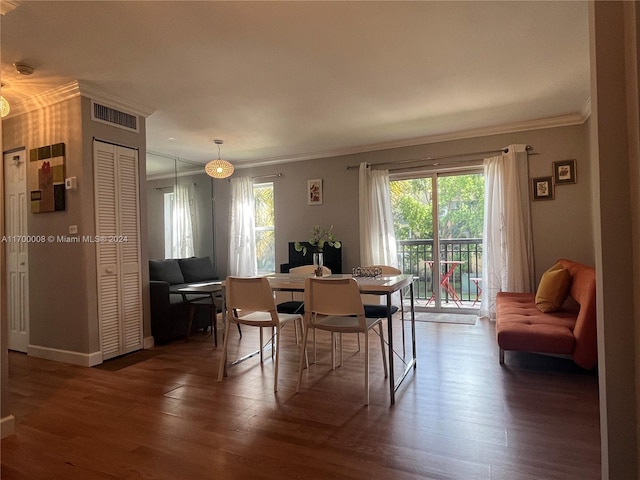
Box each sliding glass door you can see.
[391,170,484,311]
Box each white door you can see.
[4,149,29,352]
[94,140,142,360]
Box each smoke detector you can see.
[14,63,34,75]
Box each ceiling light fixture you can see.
[0,83,9,118]
[205,139,234,179]
[14,62,34,76]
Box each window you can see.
[163,192,173,258]
[254,182,275,274]
[163,184,195,259]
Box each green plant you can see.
[294,225,341,255]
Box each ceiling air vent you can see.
[91,101,139,133]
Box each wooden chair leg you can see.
[274,326,280,392]
[499,348,505,365]
[378,323,388,378]
[364,330,370,405]
[217,319,233,382]
[297,323,311,393]
[260,328,264,363]
[211,306,217,347]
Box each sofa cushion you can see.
[149,259,185,285]
[178,256,218,283]
[535,262,571,313]
[497,292,576,354]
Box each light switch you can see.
[69,225,78,234]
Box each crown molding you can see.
[7,81,82,117]
[6,80,154,118]
[77,80,154,117]
[236,106,592,169]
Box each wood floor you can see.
[1,316,601,480]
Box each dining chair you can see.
[276,265,332,315]
[296,277,388,405]
[361,265,405,351]
[276,264,332,362]
[217,276,303,392]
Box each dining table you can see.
[221,272,416,405]
[177,281,223,344]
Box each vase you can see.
[313,252,324,276]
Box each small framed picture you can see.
[532,176,554,201]
[553,159,577,185]
[307,178,323,205]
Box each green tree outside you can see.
[391,173,484,241]
[254,183,275,273]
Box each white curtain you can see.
[170,183,194,258]
[480,144,533,318]
[359,163,398,267]
[228,176,257,277]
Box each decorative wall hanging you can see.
[29,142,66,213]
[553,159,577,185]
[307,178,322,205]
[531,176,554,201]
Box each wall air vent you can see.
[91,101,139,133]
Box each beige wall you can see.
[214,122,592,282]
[1,94,149,363]
[589,2,639,478]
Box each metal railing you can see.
[397,238,483,304]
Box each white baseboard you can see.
[27,345,103,367]
[1,414,16,439]
[143,336,154,349]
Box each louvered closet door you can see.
[94,140,142,360]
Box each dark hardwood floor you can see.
[1,316,600,479]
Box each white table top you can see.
[265,273,413,294]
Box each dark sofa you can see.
[149,256,221,344]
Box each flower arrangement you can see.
[294,225,341,255]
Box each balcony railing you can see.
[397,238,483,305]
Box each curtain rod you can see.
[252,173,283,180]
[227,173,283,182]
[346,145,533,170]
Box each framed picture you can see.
[531,176,554,201]
[553,159,577,185]
[307,178,323,205]
[29,142,66,213]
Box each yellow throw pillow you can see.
[535,263,571,313]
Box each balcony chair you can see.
[296,277,388,405]
[217,276,304,392]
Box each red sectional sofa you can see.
[495,259,597,369]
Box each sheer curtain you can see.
[170,183,194,258]
[228,176,257,276]
[480,144,533,318]
[358,163,398,267]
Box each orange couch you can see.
[495,259,597,369]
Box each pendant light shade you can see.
[205,139,234,179]
[0,96,9,118]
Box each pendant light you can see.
[205,139,234,179]
[0,83,9,118]
[0,96,9,118]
